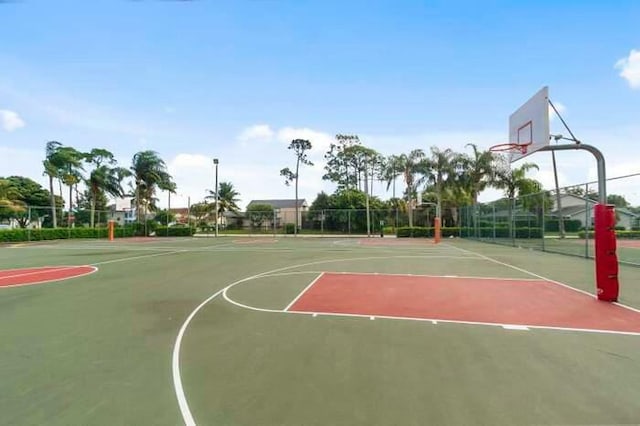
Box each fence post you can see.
[321,209,324,236]
[492,204,496,241]
[348,210,351,235]
[585,183,590,258]
[273,209,276,238]
[27,207,32,242]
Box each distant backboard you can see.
[508,86,550,163]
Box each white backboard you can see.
[508,86,550,162]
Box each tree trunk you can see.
[90,187,96,228]
[136,181,141,224]
[68,184,73,228]
[49,176,57,228]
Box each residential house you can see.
[108,197,137,225]
[551,193,639,230]
[246,199,308,229]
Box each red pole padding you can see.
[593,204,619,302]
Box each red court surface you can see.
[0,266,97,288]
[288,272,640,334]
[617,240,640,248]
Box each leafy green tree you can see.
[323,134,361,189]
[154,209,176,225]
[246,203,274,229]
[607,194,630,208]
[190,202,212,227]
[280,139,313,235]
[0,179,25,224]
[0,176,63,227]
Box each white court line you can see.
[320,271,544,282]
[283,273,325,311]
[171,254,450,426]
[445,243,640,315]
[220,293,640,337]
[0,266,98,289]
[0,266,78,281]
[91,250,186,266]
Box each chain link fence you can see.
[461,173,640,266]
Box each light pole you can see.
[213,158,219,237]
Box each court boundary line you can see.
[171,254,457,426]
[283,273,325,311]
[220,283,640,337]
[0,266,98,289]
[445,242,640,315]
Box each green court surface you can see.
[1,237,640,425]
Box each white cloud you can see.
[615,49,640,89]
[0,109,25,132]
[276,127,334,156]
[238,124,275,144]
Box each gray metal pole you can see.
[364,166,371,237]
[551,150,565,238]
[538,144,606,203]
[213,159,219,237]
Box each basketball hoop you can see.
[489,142,530,154]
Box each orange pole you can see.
[108,220,115,241]
[434,217,441,244]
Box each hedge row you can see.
[0,227,137,243]
[397,226,543,239]
[154,226,196,237]
[577,230,640,239]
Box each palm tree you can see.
[130,151,173,224]
[206,181,241,223]
[43,141,63,227]
[386,149,427,228]
[58,147,86,227]
[85,149,130,227]
[461,143,496,205]
[493,162,540,200]
[423,147,459,222]
[493,161,540,238]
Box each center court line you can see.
[444,243,640,315]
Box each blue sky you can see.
[1,0,639,208]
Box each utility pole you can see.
[213,158,219,237]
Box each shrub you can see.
[284,223,296,234]
[155,226,196,237]
[0,226,137,243]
